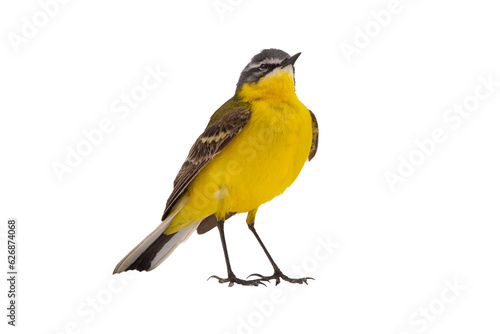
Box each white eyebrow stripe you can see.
[245,57,285,71]
[261,58,284,65]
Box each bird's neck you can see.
[237,68,297,101]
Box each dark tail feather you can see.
[114,205,203,274]
[124,233,176,272]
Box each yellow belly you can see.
[166,98,312,233]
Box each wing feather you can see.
[308,109,319,161]
[161,107,251,221]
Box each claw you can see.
[207,273,264,287]
[286,276,314,285]
[247,271,314,286]
[207,275,225,283]
[246,273,269,280]
[208,272,313,287]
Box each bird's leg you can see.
[208,220,265,287]
[247,222,314,285]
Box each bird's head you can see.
[236,48,301,100]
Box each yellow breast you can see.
[166,68,312,233]
[215,97,312,213]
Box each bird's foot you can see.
[247,270,314,286]
[208,272,267,287]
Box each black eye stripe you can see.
[258,63,279,71]
[248,66,269,75]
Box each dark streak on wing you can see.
[161,107,252,222]
[308,110,319,161]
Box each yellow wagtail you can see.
[113,49,319,286]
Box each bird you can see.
[113,48,319,286]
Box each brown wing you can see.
[161,107,251,221]
[308,110,319,161]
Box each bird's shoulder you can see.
[206,95,251,128]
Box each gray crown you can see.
[236,49,292,91]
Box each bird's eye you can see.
[258,64,269,71]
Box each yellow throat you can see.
[238,66,297,101]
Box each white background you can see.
[1,0,500,333]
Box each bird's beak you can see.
[280,52,301,68]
